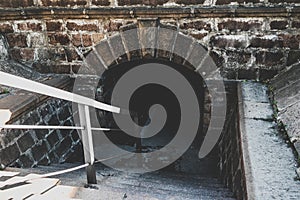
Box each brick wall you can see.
[0,0,299,80]
[218,82,247,200]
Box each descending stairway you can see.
[1,152,236,200]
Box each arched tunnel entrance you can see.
[94,58,219,176]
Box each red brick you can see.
[48,33,70,45]
[8,0,34,7]
[6,34,28,47]
[255,51,284,66]
[71,34,93,47]
[81,34,92,47]
[18,22,43,32]
[91,0,110,6]
[279,34,300,49]
[270,21,288,30]
[46,21,63,32]
[118,0,168,6]
[66,22,98,32]
[175,0,205,4]
[218,20,261,32]
[180,21,211,31]
[250,37,283,48]
[0,23,14,33]
[41,0,87,6]
[190,32,207,40]
[292,21,300,28]
[104,21,123,32]
[71,34,81,47]
[216,0,259,4]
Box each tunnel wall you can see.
[0,0,299,80]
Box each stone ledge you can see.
[238,81,300,200]
[0,76,71,122]
[0,6,299,20]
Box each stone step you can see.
[76,184,235,200]
[28,185,80,200]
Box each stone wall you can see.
[0,0,299,80]
[0,76,82,168]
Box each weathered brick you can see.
[216,0,259,4]
[287,50,300,66]
[52,63,72,74]
[46,21,63,32]
[91,0,110,6]
[20,48,35,61]
[6,33,27,47]
[175,0,205,4]
[41,0,87,6]
[35,129,49,140]
[269,0,298,3]
[18,22,43,32]
[0,23,14,33]
[92,33,104,45]
[67,21,98,32]
[118,0,168,6]
[255,51,284,66]
[48,33,70,45]
[279,34,300,49]
[227,50,251,64]
[250,37,283,48]
[180,20,211,31]
[64,47,80,62]
[104,20,123,32]
[17,132,35,153]
[270,20,288,30]
[210,36,247,49]
[0,143,20,165]
[190,32,208,40]
[4,0,35,7]
[218,20,261,32]
[292,21,300,28]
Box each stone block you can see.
[0,143,20,165]
[31,140,49,161]
[17,132,35,153]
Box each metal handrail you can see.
[0,71,123,184]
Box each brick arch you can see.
[83,19,215,76]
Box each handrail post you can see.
[78,104,97,184]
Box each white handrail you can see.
[0,71,120,114]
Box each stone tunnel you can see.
[0,0,300,199]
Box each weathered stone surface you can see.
[17,132,35,153]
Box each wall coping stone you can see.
[0,75,71,122]
[238,81,300,199]
[0,6,299,20]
